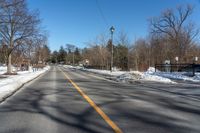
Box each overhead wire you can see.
[95,0,109,28]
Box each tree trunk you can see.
[7,53,12,73]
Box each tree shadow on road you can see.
[0,79,112,133]
[69,77,200,133]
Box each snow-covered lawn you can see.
[0,66,50,102]
[0,66,19,75]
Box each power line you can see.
[95,0,109,28]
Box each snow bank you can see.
[0,66,50,102]
[141,67,175,83]
[0,66,7,75]
[62,65,174,83]
[116,70,175,83]
[116,72,142,82]
[142,73,175,83]
[194,73,200,81]
[64,65,200,83]
[146,67,200,82]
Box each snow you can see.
[116,71,175,83]
[0,66,7,75]
[0,66,19,75]
[146,67,200,82]
[142,72,175,83]
[63,65,175,83]
[63,65,126,76]
[83,69,126,76]
[0,66,50,102]
[63,65,200,83]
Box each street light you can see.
[110,26,115,72]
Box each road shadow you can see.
[0,70,112,133]
[66,71,200,133]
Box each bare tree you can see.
[83,34,110,69]
[0,0,40,73]
[33,35,49,64]
[150,4,199,62]
[129,38,150,71]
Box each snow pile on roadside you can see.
[0,66,7,75]
[0,66,50,102]
[116,71,143,82]
[142,73,175,83]
[62,65,175,83]
[146,67,200,82]
[154,72,192,81]
[143,67,174,83]
[64,65,200,83]
[193,73,200,81]
[116,70,174,83]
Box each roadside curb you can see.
[0,69,50,103]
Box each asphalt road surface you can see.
[0,66,200,133]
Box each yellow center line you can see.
[59,68,123,133]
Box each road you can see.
[0,66,200,133]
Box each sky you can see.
[27,0,200,51]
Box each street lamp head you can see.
[110,26,115,34]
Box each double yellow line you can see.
[59,68,123,133]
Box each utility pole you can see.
[110,26,115,72]
[73,52,74,66]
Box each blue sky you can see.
[27,0,200,51]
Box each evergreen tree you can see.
[74,47,82,64]
[58,46,67,63]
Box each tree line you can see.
[0,0,50,73]
[51,4,200,71]
[50,44,82,65]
